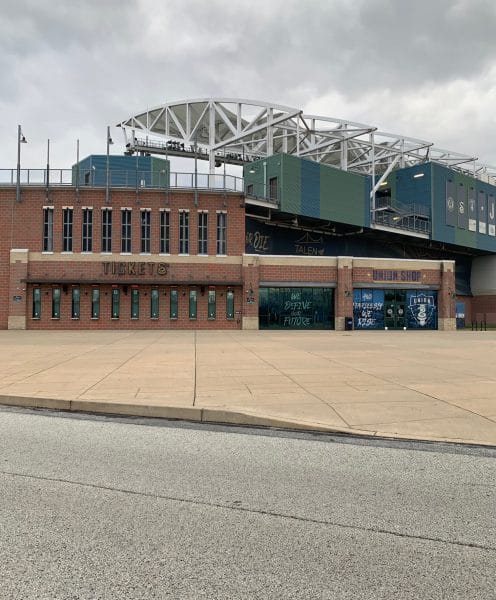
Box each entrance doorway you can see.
[384,290,406,329]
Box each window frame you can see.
[62,207,73,252]
[179,210,189,255]
[140,209,151,254]
[43,207,54,252]
[216,211,227,255]
[101,208,112,253]
[82,207,93,253]
[198,211,208,255]
[160,209,170,254]
[121,208,132,254]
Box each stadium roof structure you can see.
[117,98,496,184]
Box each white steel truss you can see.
[118,98,490,182]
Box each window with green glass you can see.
[131,288,139,319]
[32,288,41,319]
[208,289,216,320]
[52,287,61,319]
[170,288,178,319]
[151,288,159,319]
[189,289,197,319]
[111,288,120,319]
[91,288,100,319]
[71,287,80,319]
[226,290,234,320]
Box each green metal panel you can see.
[280,154,302,214]
[319,163,367,225]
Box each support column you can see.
[8,249,29,329]
[335,256,353,331]
[242,255,259,330]
[438,260,456,331]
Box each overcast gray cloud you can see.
[1,0,496,172]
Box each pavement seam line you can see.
[304,349,496,427]
[227,334,352,428]
[2,469,495,554]
[193,330,197,407]
[1,332,137,388]
[76,335,163,398]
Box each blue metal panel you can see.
[300,160,320,218]
[72,155,168,188]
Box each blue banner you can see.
[406,291,437,329]
[353,289,384,329]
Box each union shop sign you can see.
[372,270,422,282]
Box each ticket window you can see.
[208,289,216,320]
[226,290,234,320]
[131,288,139,319]
[52,287,61,319]
[170,289,178,320]
[32,288,41,319]
[189,289,197,320]
[71,287,80,319]
[111,288,120,319]
[91,288,100,319]
[151,288,159,319]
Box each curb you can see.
[1,394,495,447]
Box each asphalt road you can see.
[0,406,495,600]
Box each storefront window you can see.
[259,287,334,329]
[151,288,159,319]
[353,289,437,330]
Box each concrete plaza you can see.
[0,329,495,445]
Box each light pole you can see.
[45,139,50,198]
[106,125,113,203]
[16,125,27,203]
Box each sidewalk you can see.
[1,330,496,445]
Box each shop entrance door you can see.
[384,290,406,329]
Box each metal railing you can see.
[0,168,245,193]
[373,211,431,234]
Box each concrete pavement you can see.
[0,330,496,445]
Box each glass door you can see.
[384,290,406,329]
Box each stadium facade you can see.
[2,98,496,331]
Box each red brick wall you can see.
[471,296,496,324]
[0,186,244,329]
[259,265,337,282]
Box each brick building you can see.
[1,177,455,332]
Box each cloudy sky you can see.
[2,0,496,173]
